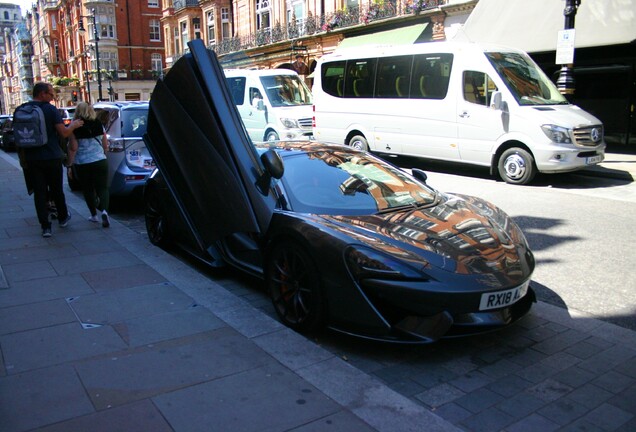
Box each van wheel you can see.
[349,135,368,152]
[265,130,279,141]
[498,148,536,185]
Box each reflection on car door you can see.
[144,39,277,254]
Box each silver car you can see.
[94,101,153,197]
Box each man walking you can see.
[19,82,84,237]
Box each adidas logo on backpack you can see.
[13,103,48,148]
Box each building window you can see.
[148,0,159,7]
[150,19,161,41]
[51,15,56,30]
[92,50,118,71]
[255,0,270,30]
[174,27,180,54]
[54,40,60,62]
[100,24,115,39]
[221,7,230,39]
[180,21,189,52]
[207,11,215,44]
[151,53,162,73]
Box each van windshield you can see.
[260,75,313,107]
[485,51,569,106]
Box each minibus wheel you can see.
[498,148,536,185]
[265,130,280,141]
[349,135,369,151]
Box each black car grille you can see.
[573,125,603,147]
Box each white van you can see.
[312,42,606,184]
[224,68,313,142]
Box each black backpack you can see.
[13,103,48,148]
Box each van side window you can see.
[375,55,413,98]
[226,77,246,105]
[321,61,346,97]
[463,71,498,106]
[345,59,376,98]
[411,53,453,99]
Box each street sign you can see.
[556,29,576,64]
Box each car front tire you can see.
[144,183,171,248]
[266,241,324,333]
[498,148,537,185]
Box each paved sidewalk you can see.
[1,150,634,432]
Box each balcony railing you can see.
[173,0,200,11]
[211,0,445,56]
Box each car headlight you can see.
[279,117,299,129]
[541,125,572,144]
[345,246,423,280]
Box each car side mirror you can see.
[490,91,503,110]
[256,99,265,110]
[411,168,428,184]
[257,149,284,194]
[261,149,284,179]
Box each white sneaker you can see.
[101,211,110,228]
[88,215,99,223]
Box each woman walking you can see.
[67,102,111,227]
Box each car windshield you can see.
[260,74,313,107]
[279,148,437,215]
[485,51,569,106]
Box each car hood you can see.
[525,104,602,127]
[316,193,532,283]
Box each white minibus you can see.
[312,42,606,184]
[225,68,313,142]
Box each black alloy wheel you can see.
[144,185,171,248]
[267,241,324,333]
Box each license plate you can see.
[143,159,155,169]
[586,155,602,164]
[479,284,528,311]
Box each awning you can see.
[337,23,430,50]
[455,0,636,53]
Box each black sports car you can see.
[143,39,535,343]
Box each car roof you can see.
[95,101,149,109]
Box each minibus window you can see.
[463,71,498,106]
[344,59,377,98]
[411,53,453,99]
[321,61,346,97]
[226,77,246,105]
[375,55,413,98]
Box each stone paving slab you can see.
[0,365,95,432]
[74,327,275,410]
[1,322,128,374]
[34,400,174,432]
[152,361,352,432]
[0,274,94,308]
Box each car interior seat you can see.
[396,76,408,97]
